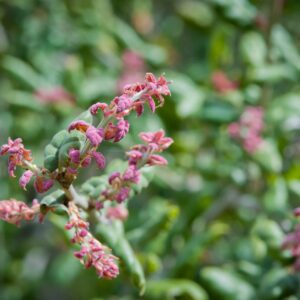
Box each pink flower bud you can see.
[115,187,130,203]
[81,155,92,167]
[123,165,140,183]
[69,149,81,164]
[89,102,108,115]
[19,170,34,190]
[92,151,106,170]
[34,177,54,193]
[147,154,168,166]
[86,126,104,147]
[108,172,121,185]
[114,95,132,113]
[68,120,90,132]
[114,119,130,142]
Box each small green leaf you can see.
[145,279,208,300]
[253,140,282,173]
[263,177,288,213]
[241,32,267,66]
[251,218,284,250]
[40,190,67,215]
[200,267,255,300]
[2,56,47,90]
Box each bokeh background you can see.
[1,0,300,299]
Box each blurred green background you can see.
[1,0,300,299]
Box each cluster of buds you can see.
[101,130,173,204]
[65,201,119,279]
[65,73,171,177]
[228,106,264,153]
[0,199,40,226]
[282,208,300,271]
[90,72,170,119]
[34,86,74,105]
[0,138,54,193]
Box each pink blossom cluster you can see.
[66,73,171,176]
[0,138,32,177]
[65,202,119,279]
[116,50,145,94]
[101,130,173,204]
[228,106,264,153]
[0,138,54,193]
[90,72,170,118]
[34,86,74,105]
[212,71,238,94]
[0,199,40,226]
[282,208,300,271]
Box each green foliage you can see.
[2,0,300,299]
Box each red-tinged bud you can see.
[113,95,132,113]
[115,187,130,203]
[114,119,130,142]
[68,120,90,132]
[34,177,54,193]
[69,149,81,164]
[294,208,300,217]
[108,172,121,185]
[123,165,140,183]
[86,126,104,147]
[89,102,108,115]
[81,155,92,167]
[92,151,106,170]
[19,170,34,190]
[147,154,168,166]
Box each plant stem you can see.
[63,184,89,209]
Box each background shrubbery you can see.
[1,0,300,299]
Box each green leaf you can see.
[127,199,179,246]
[2,56,47,90]
[263,177,288,213]
[251,218,284,250]
[96,220,146,295]
[200,267,255,300]
[267,93,300,130]
[43,130,82,172]
[252,140,282,173]
[170,72,206,118]
[249,64,296,83]
[51,130,70,148]
[58,136,81,169]
[72,109,94,125]
[288,180,300,197]
[6,91,45,112]
[272,25,300,72]
[176,1,214,28]
[40,190,67,215]
[200,101,238,123]
[241,32,267,66]
[81,176,108,199]
[145,279,208,300]
[258,268,299,300]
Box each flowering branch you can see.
[0,72,173,282]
